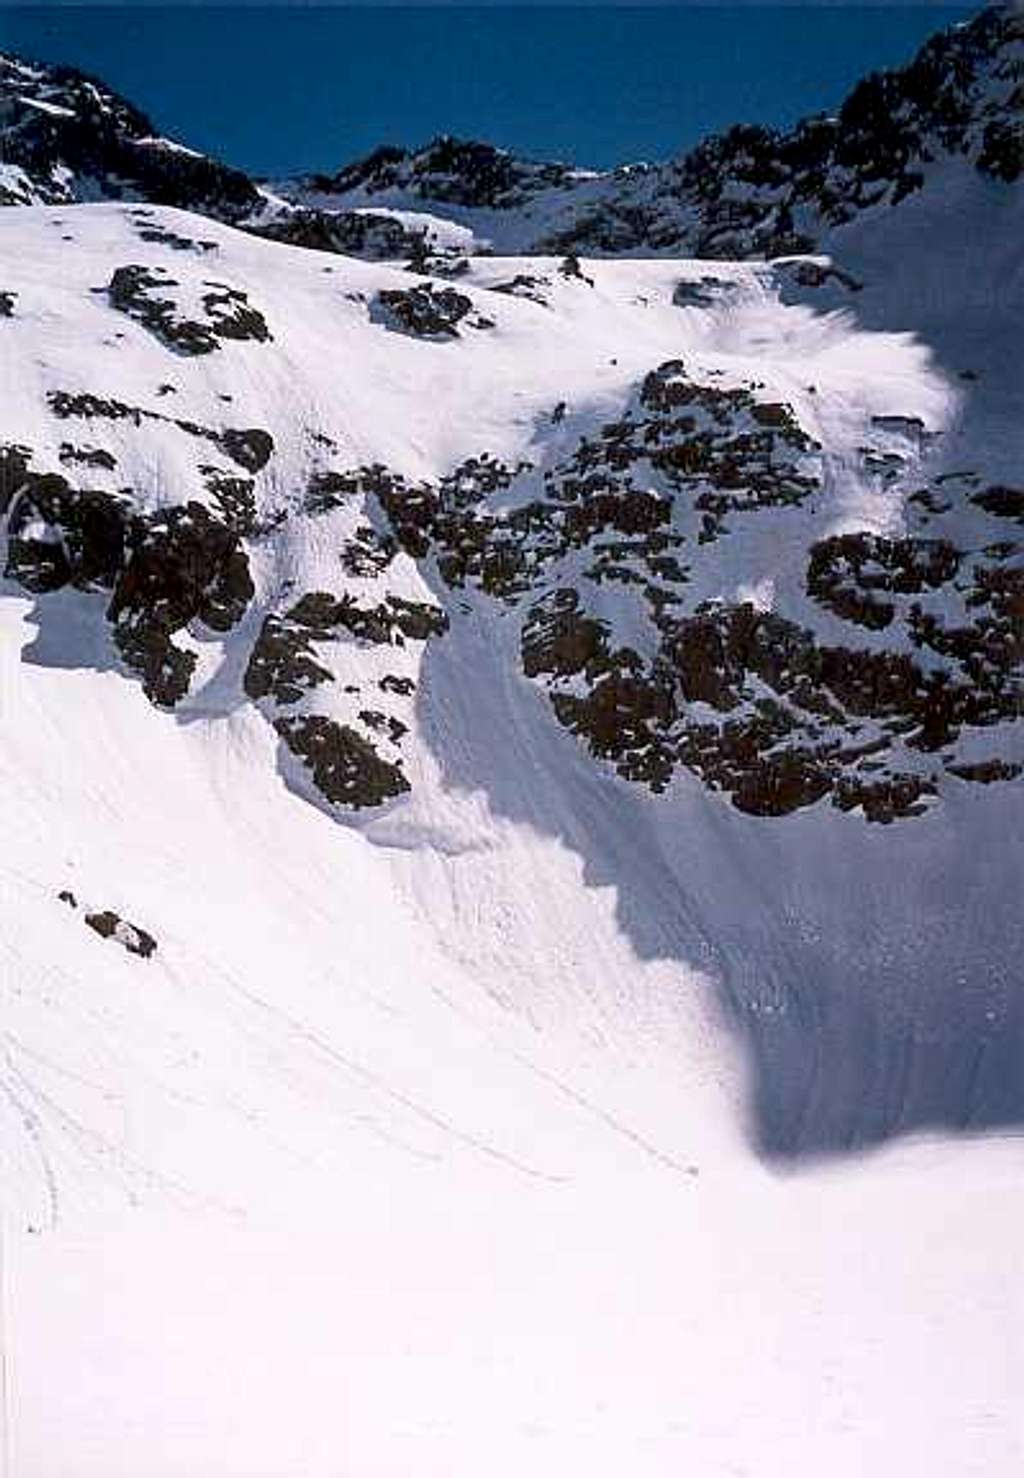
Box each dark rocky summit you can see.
[297,135,580,210]
[541,5,1024,257]
[0,53,260,218]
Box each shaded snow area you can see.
[0,184,1021,1475]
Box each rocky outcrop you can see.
[274,713,410,809]
[0,54,260,218]
[84,909,158,958]
[5,470,130,593]
[107,264,271,355]
[58,891,157,959]
[252,207,426,262]
[244,613,333,707]
[324,350,1020,825]
[109,502,254,706]
[807,533,960,631]
[4,454,254,708]
[244,582,446,810]
[371,283,480,339]
[47,388,274,473]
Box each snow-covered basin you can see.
[2,587,1022,1477]
[0,190,1021,1473]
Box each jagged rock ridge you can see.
[3,6,1020,263]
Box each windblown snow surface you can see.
[0,163,1022,1475]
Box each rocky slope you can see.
[1,184,1019,829]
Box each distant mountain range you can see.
[3,4,1020,263]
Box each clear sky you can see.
[0,5,978,174]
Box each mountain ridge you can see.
[3,4,1020,261]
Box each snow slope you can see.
[0,139,1022,1478]
[2,422,1021,1478]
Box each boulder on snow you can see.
[57,891,157,959]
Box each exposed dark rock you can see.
[5,469,131,592]
[200,468,256,533]
[490,274,550,305]
[134,221,218,253]
[339,525,397,577]
[773,260,863,294]
[200,281,272,342]
[48,389,149,424]
[304,134,577,210]
[380,673,415,696]
[0,444,33,514]
[106,265,271,354]
[977,116,1024,183]
[522,589,610,678]
[833,773,937,824]
[372,283,474,339]
[244,615,332,705]
[108,502,254,706]
[219,427,274,473]
[251,207,426,262]
[304,469,359,515]
[971,485,1024,524]
[107,264,219,353]
[672,277,737,309]
[0,54,260,220]
[807,533,960,631]
[46,390,275,474]
[83,909,157,958]
[558,254,594,285]
[285,589,448,645]
[58,443,117,471]
[947,758,1023,784]
[243,580,443,796]
[274,713,410,808]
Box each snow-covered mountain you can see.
[4,5,1020,263]
[1,9,1022,1476]
[277,4,1023,259]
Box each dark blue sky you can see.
[0,6,976,174]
